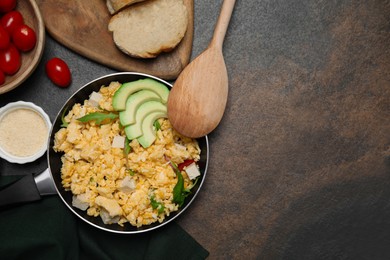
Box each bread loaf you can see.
[106,0,147,14]
[108,0,188,58]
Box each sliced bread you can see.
[106,0,147,14]
[108,0,188,58]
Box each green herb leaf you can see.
[185,176,200,193]
[124,137,134,175]
[60,107,69,127]
[170,161,189,207]
[77,112,118,125]
[126,169,135,176]
[153,120,161,131]
[124,137,131,155]
[150,196,165,214]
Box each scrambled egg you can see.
[53,82,201,227]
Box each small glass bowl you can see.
[0,101,51,164]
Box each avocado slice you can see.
[137,113,167,148]
[119,90,161,126]
[112,79,170,111]
[124,101,167,140]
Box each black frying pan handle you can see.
[0,174,41,208]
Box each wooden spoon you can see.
[167,0,236,138]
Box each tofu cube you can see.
[72,193,89,211]
[118,176,136,193]
[185,162,201,180]
[88,91,103,107]
[112,135,125,148]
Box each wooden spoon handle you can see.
[210,0,236,49]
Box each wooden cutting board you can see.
[35,0,194,80]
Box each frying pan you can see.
[0,72,209,234]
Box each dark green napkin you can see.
[0,196,209,260]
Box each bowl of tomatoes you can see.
[0,0,45,94]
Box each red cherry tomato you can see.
[12,24,36,52]
[45,58,72,88]
[1,10,24,34]
[0,69,5,85]
[0,0,16,13]
[0,25,10,49]
[0,43,21,75]
[178,159,195,171]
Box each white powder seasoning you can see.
[0,108,48,157]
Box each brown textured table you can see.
[1,1,389,259]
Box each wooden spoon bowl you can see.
[0,0,45,95]
[168,46,228,138]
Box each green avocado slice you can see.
[137,113,167,148]
[112,78,170,111]
[124,101,167,140]
[119,90,161,126]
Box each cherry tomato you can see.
[12,24,36,52]
[0,25,10,49]
[178,159,195,171]
[0,69,5,85]
[45,57,72,88]
[0,43,21,75]
[1,10,24,34]
[0,0,16,13]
